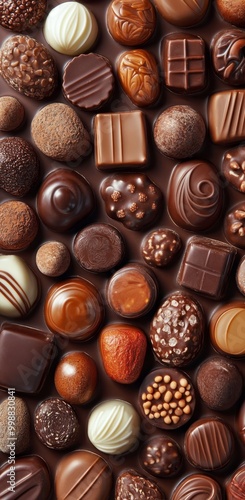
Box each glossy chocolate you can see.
[142,228,182,267]
[0,323,55,393]
[237,401,245,446]
[150,292,204,367]
[107,0,156,46]
[177,236,236,299]
[162,33,206,94]
[37,168,95,232]
[115,469,165,499]
[222,146,245,192]
[171,474,222,500]
[55,449,112,500]
[224,202,245,248]
[168,161,223,231]
[139,368,196,430]
[0,455,51,500]
[184,417,234,470]
[44,277,104,341]
[226,464,245,500]
[153,0,210,27]
[208,90,245,144]
[140,435,183,477]
[211,30,245,86]
[210,301,245,357]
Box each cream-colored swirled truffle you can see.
[43,2,98,56]
[87,400,141,455]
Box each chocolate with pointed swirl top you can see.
[212,30,245,86]
[168,160,223,231]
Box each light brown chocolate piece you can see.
[153,0,210,27]
[107,0,156,46]
[210,301,245,357]
[208,90,245,144]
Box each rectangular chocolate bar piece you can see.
[162,33,206,93]
[94,111,148,169]
[208,90,245,144]
[177,236,236,299]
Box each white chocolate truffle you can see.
[43,2,98,56]
[0,254,39,318]
[88,400,140,454]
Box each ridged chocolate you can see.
[211,30,245,86]
[208,90,245,144]
[172,473,222,499]
[0,455,51,500]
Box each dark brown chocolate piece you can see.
[34,398,80,450]
[211,30,245,86]
[100,172,163,230]
[153,0,210,27]
[0,96,25,131]
[196,356,243,411]
[140,435,183,477]
[94,111,148,169]
[37,168,95,232]
[171,473,222,499]
[117,49,160,106]
[168,160,223,231]
[63,53,115,110]
[208,90,245,144]
[210,301,245,357]
[224,202,245,248]
[177,236,236,299]
[150,292,204,367]
[237,401,245,445]
[107,263,158,317]
[55,449,112,500]
[74,223,125,272]
[162,33,206,93]
[0,137,39,197]
[0,455,51,500]
[184,417,234,470]
[0,0,47,32]
[222,146,245,192]
[0,200,38,250]
[0,35,57,99]
[107,0,156,46]
[139,367,196,429]
[226,464,245,500]
[44,277,104,341]
[115,469,164,500]
[154,105,206,159]
[216,0,245,28]
[0,323,55,393]
[142,228,181,267]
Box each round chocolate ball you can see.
[140,435,183,478]
[153,105,206,159]
[54,351,98,405]
[196,357,243,411]
[141,228,182,267]
[216,0,245,28]
[0,200,38,250]
[0,96,25,131]
[36,241,70,277]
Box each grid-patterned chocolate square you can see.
[177,236,236,299]
[94,111,148,169]
[163,33,206,93]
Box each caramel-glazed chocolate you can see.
[0,1,244,499]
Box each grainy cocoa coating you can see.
[0,35,58,100]
[36,241,71,277]
[0,0,47,32]
[0,200,38,250]
[0,397,30,454]
[0,137,39,196]
[0,96,25,131]
[31,103,91,162]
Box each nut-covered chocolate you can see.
[117,49,160,107]
[0,35,57,99]
[115,469,164,500]
[211,30,245,86]
[140,435,183,477]
[0,0,47,32]
[153,0,210,27]
[0,137,39,197]
[210,301,245,357]
[139,368,196,429]
[222,146,245,192]
[100,173,163,230]
[224,202,245,248]
[150,292,204,367]
[142,228,182,267]
[107,0,156,46]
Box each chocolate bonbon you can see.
[37,168,95,232]
[150,292,204,367]
[0,455,51,500]
[222,146,245,192]
[115,469,165,499]
[224,202,245,248]
[226,464,245,499]
[142,228,182,267]
[140,435,183,478]
[171,474,222,500]
[0,0,47,32]
[36,241,71,277]
[0,323,55,393]
[237,401,245,445]
[55,450,112,500]
[139,368,196,429]
[216,0,245,28]
[44,277,104,341]
[168,161,223,231]
[210,301,245,357]
[0,200,38,250]
[0,96,25,131]
[107,0,156,46]
[153,0,210,27]
[0,397,30,454]
[211,30,245,86]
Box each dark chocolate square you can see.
[94,111,148,169]
[0,323,56,393]
[177,236,236,299]
[163,34,206,93]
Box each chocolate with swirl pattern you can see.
[171,473,222,500]
[107,0,156,46]
[167,160,223,231]
[211,30,245,86]
[226,464,245,500]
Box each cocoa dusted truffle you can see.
[153,105,206,159]
[216,0,245,28]
[0,96,24,131]
[31,103,91,162]
[0,137,39,197]
[0,0,47,32]
[36,241,70,277]
[0,200,38,250]
[0,397,30,454]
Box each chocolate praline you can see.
[153,0,210,27]
[140,435,183,478]
[141,228,182,267]
[0,0,47,31]
[224,202,245,248]
[211,30,245,86]
[0,96,25,131]
[107,0,156,46]
[226,464,245,499]
[216,0,245,28]
[196,356,243,411]
[0,397,30,454]
[0,455,51,500]
[171,473,222,499]
[0,200,38,250]
[37,168,95,232]
[115,469,164,499]
[210,301,245,357]
[237,401,245,445]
